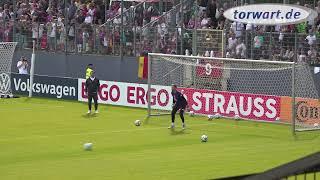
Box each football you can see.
[83,143,93,151]
[214,113,221,119]
[201,135,208,142]
[134,120,141,126]
[276,117,281,121]
[314,123,319,127]
[234,115,240,120]
[208,115,214,120]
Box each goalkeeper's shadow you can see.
[81,114,98,119]
[170,129,190,136]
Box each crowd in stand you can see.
[0,0,320,65]
[0,0,157,55]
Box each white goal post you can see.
[147,53,320,133]
[0,42,18,98]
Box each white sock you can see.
[171,123,174,126]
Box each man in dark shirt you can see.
[169,84,188,129]
[85,71,100,114]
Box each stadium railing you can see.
[4,24,320,67]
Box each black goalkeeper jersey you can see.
[172,91,188,107]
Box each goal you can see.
[146,53,320,133]
[0,42,18,98]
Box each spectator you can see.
[298,49,307,63]
[216,8,225,29]
[0,7,4,20]
[57,14,66,50]
[227,33,237,53]
[84,3,95,24]
[82,27,90,52]
[187,15,200,29]
[135,3,144,27]
[306,31,317,46]
[206,0,217,28]
[17,56,28,74]
[198,0,208,12]
[200,13,210,29]
[32,18,40,41]
[297,22,307,33]
[308,47,317,64]
[68,20,76,51]
[235,39,246,59]
[253,29,264,60]
[230,21,244,38]
[47,18,57,50]
[68,0,77,21]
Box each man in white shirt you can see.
[236,39,246,59]
[17,56,28,74]
[306,32,316,46]
[227,33,237,52]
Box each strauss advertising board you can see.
[179,88,280,122]
[223,4,317,25]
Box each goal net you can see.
[0,42,18,98]
[147,53,320,133]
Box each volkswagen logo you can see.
[0,73,10,94]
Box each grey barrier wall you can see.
[12,50,146,84]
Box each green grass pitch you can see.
[0,97,319,180]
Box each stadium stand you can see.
[0,0,320,66]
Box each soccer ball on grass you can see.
[201,135,208,142]
[83,143,93,151]
[214,113,221,119]
[134,120,141,126]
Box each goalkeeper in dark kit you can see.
[169,84,188,129]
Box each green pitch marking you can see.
[0,97,319,180]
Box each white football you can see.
[83,143,93,151]
[214,114,221,119]
[201,135,208,142]
[189,111,195,117]
[314,123,319,127]
[276,117,281,121]
[234,115,240,120]
[134,120,141,126]
[208,115,214,120]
